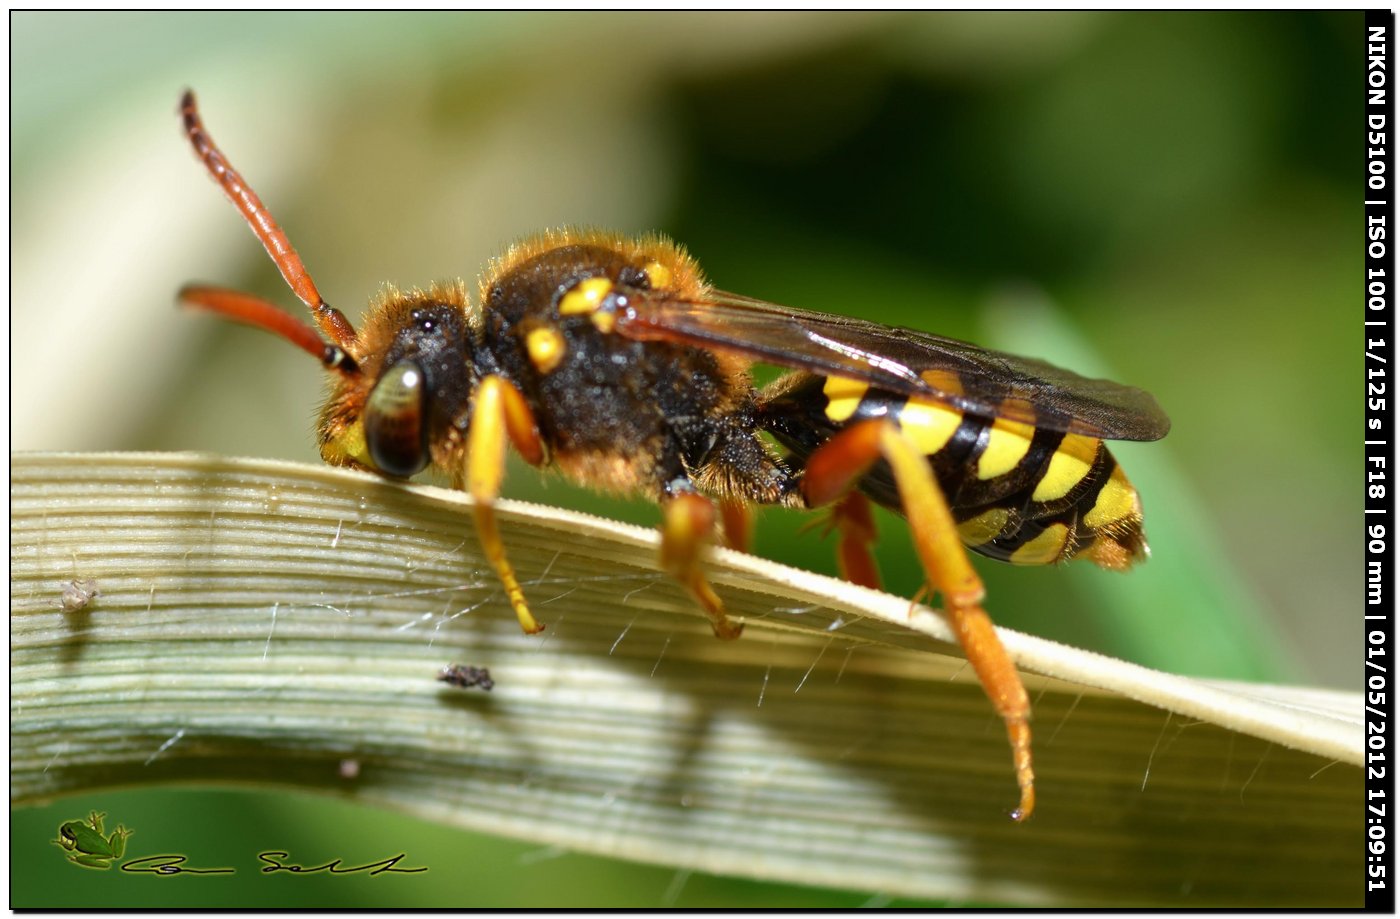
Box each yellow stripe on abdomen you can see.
[1084,464,1142,530]
[957,507,1011,546]
[976,418,1036,480]
[822,376,870,424]
[1009,522,1073,566]
[897,396,964,455]
[1032,433,1100,503]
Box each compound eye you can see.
[364,359,430,477]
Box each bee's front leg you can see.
[466,374,547,635]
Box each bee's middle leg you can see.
[659,485,742,640]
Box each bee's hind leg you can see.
[800,418,1036,821]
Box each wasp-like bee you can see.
[177,91,1169,821]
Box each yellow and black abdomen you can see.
[759,373,1149,571]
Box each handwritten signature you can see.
[258,851,427,875]
[121,856,234,876]
[118,851,426,876]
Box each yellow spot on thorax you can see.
[1032,434,1100,503]
[642,260,672,290]
[559,276,613,315]
[525,325,566,374]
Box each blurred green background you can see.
[12,11,1360,907]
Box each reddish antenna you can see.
[179,89,358,350]
[178,283,357,372]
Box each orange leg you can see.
[466,375,548,635]
[798,421,884,589]
[802,419,1035,821]
[832,493,881,591]
[661,491,743,640]
[718,499,754,553]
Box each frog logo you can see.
[52,811,132,870]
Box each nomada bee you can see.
[177,91,1169,821]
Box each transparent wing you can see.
[615,289,1170,441]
